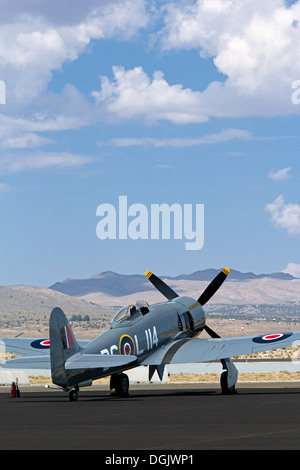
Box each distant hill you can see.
[171,269,295,282]
[49,272,150,297]
[0,284,117,338]
[0,284,115,316]
[48,269,299,305]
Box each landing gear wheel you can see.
[115,373,129,397]
[69,388,79,401]
[220,371,237,395]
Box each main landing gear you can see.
[67,373,130,401]
[220,358,238,395]
[110,372,130,397]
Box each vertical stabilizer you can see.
[49,307,81,388]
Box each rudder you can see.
[49,307,81,389]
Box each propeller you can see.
[145,267,234,387]
[145,267,230,305]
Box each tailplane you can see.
[49,307,81,389]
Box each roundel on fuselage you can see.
[119,334,135,356]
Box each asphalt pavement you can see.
[1,383,300,451]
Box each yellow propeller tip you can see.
[222,267,230,276]
[145,270,152,278]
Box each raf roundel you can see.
[263,334,283,341]
[252,333,292,344]
[30,339,50,349]
[119,335,135,356]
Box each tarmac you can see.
[1,382,300,452]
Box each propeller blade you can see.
[204,324,221,339]
[198,267,230,306]
[145,271,178,300]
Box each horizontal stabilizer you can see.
[65,353,137,370]
[0,356,50,370]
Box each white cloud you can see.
[265,195,300,236]
[91,0,300,125]
[2,133,52,150]
[282,262,300,278]
[0,152,93,174]
[2,0,300,150]
[2,0,300,134]
[93,65,293,125]
[0,20,94,105]
[268,167,291,181]
[156,0,300,118]
[0,1,148,106]
[92,66,207,124]
[0,0,148,32]
[0,1,149,161]
[99,128,253,147]
[0,84,96,151]
[0,1,103,25]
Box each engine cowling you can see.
[174,296,205,337]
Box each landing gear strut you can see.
[204,325,238,395]
[110,373,129,397]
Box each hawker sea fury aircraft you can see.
[1,268,300,401]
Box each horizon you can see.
[2,266,299,289]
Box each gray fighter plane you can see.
[2,268,300,401]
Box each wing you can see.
[141,331,300,365]
[0,337,90,357]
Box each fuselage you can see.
[81,296,205,380]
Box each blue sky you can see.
[1,0,300,286]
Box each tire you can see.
[115,373,129,397]
[69,389,79,401]
[220,371,237,395]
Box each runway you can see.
[1,383,300,451]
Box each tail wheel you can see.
[69,388,79,401]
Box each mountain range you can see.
[49,269,300,306]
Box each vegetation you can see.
[70,314,90,322]
[169,372,300,383]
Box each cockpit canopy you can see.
[110,300,150,326]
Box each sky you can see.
[0,0,300,287]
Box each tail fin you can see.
[49,307,81,389]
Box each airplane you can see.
[1,267,300,401]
